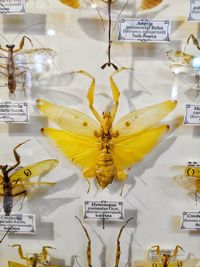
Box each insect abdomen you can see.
[3,183,13,216]
[95,149,115,189]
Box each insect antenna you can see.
[0,32,10,45]
[113,0,129,31]
[91,0,105,31]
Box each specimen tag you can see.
[84,200,124,221]
[118,19,171,42]
[0,0,25,14]
[0,101,29,123]
[189,0,200,21]
[181,211,200,230]
[0,214,36,234]
[148,249,175,260]
[184,104,200,125]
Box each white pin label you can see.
[184,104,200,125]
[148,249,175,260]
[189,0,200,21]
[84,201,124,220]
[118,19,170,42]
[0,101,29,123]
[0,214,36,234]
[181,211,200,230]
[0,0,25,14]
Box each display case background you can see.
[1,0,200,266]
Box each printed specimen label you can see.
[118,19,170,42]
[148,249,176,260]
[0,214,36,234]
[181,211,200,230]
[184,104,200,125]
[189,0,200,21]
[0,0,25,14]
[84,200,124,220]
[0,101,29,123]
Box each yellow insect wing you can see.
[166,50,194,66]
[184,166,200,177]
[59,0,81,8]
[173,175,200,193]
[41,128,100,170]
[8,261,27,267]
[10,159,58,181]
[111,125,169,172]
[134,260,163,267]
[36,99,99,136]
[136,0,163,10]
[113,100,176,136]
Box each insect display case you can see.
[0,0,200,267]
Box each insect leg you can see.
[0,45,8,52]
[151,245,161,257]
[172,246,184,257]
[0,227,11,243]
[114,217,134,267]
[14,36,33,52]
[11,244,29,261]
[40,246,56,262]
[75,216,92,267]
[78,70,102,124]
[7,140,30,172]
[186,34,200,50]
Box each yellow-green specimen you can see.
[37,68,177,191]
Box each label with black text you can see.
[84,201,124,220]
[118,19,170,42]
[181,212,200,230]
[0,214,36,234]
[0,101,29,123]
[189,0,200,21]
[0,0,25,14]
[184,104,200,124]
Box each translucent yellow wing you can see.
[111,125,169,172]
[136,0,163,10]
[134,260,163,267]
[59,0,106,9]
[113,100,176,136]
[166,50,194,66]
[41,128,100,170]
[173,175,200,193]
[36,99,99,136]
[10,159,58,181]
[8,261,28,267]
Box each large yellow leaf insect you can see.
[76,216,133,267]
[134,245,199,267]
[36,67,177,192]
[173,163,200,204]
[8,244,59,267]
[59,0,163,70]
[0,140,58,216]
[167,34,200,98]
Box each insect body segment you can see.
[37,68,177,191]
[0,140,58,216]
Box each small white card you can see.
[184,104,200,125]
[0,214,36,234]
[148,249,175,260]
[118,19,170,42]
[0,101,29,123]
[181,211,200,230]
[84,200,124,221]
[0,0,25,14]
[189,0,200,21]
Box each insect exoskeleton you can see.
[37,67,177,192]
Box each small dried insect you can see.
[134,245,199,267]
[173,164,200,204]
[76,216,133,267]
[0,34,56,96]
[0,140,58,216]
[8,244,59,267]
[59,0,163,69]
[37,68,177,192]
[167,34,200,98]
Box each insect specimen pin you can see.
[37,67,177,192]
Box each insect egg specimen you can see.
[0,140,58,216]
[37,67,177,192]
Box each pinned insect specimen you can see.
[8,244,59,267]
[0,34,56,96]
[134,245,199,267]
[167,34,200,98]
[76,216,133,267]
[37,67,177,191]
[59,0,163,69]
[173,163,200,204]
[0,140,58,216]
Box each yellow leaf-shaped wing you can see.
[113,100,176,136]
[10,159,58,181]
[41,128,100,170]
[8,261,28,267]
[36,99,99,136]
[59,0,105,8]
[136,0,163,10]
[173,175,200,193]
[112,125,169,172]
